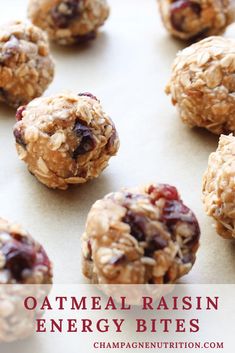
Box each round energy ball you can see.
[0,218,52,342]
[158,0,235,40]
[0,20,54,108]
[0,218,53,284]
[82,183,200,284]
[166,36,235,134]
[13,92,120,190]
[202,134,235,239]
[28,0,110,45]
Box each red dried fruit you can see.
[162,200,200,247]
[16,105,26,121]
[123,211,147,242]
[78,92,98,101]
[13,127,26,148]
[122,185,200,259]
[148,184,179,203]
[1,233,51,282]
[123,209,168,255]
[2,241,36,281]
[73,120,95,158]
[170,0,201,31]
[51,0,80,28]
[87,240,92,260]
[74,30,96,43]
[162,200,193,223]
[144,235,168,256]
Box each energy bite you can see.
[0,20,54,108]
[166,36,235,134]
[202,134,235,239]
[158,0,235,40]
[82,184,200,284]
[28,0,110,45]
[13,92,119,190]
[0,218,53,284]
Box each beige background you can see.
[0,0,235,286]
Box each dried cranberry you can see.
[51,0,80,28]
[78,93,98,101]
[123,211,147,242]
[148,184,179,203]
[16,106,26,121]
[2,241,36,281]
[13,127,26,148]
[109,254,126,265]
[170,0,201,31]
[72,120,95,158]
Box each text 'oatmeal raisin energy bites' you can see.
[82,184,200,284]
[28,0,110,45]
[0,20,54,108]
[13,92,120,190]
[158,0,235,40]
[202,134,235,239]
[166,36,235,134]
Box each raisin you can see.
[182,253,194,264]
[123,211,147,242]
[72,120,95,158]
[162,200,200,245]
[51,0,80,28]
[16,106,26,121]
[13,127,26,148]
[170,0,201,31]
[106,129,117,153]
[162,200,194,224]
[163,271,171,283]
[74,31,96,43]
[144,235,168,257]
[2,241,36,281]
[86,240,92,260]
[123,209,168,255]
[78,92,98,101]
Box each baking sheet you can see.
[0,0,235,285]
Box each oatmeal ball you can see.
[166,36,235,134]
[13,92,119,190]
[0,20,54,108]
[202,134,235,239]
[0,218,53,284]
[28,0,110,45]
[0,218,52,342]
[158,0,235,40]
[82,183,200,284]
